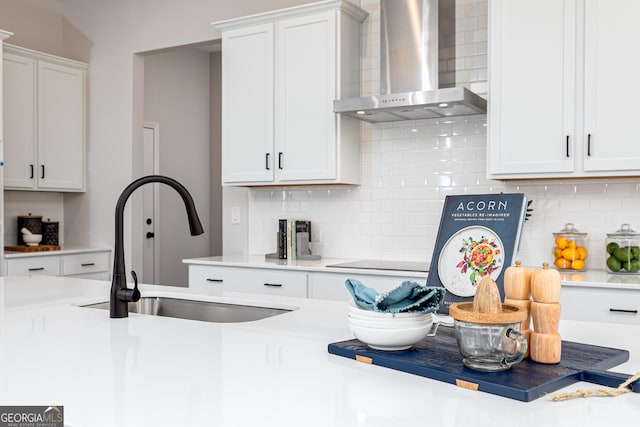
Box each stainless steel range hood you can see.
[334,0,487,123]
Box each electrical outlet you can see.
[231,207,241,224]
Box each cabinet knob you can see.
[146,232,155,238]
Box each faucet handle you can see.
[129,270,141,302]
[116,270,141,303]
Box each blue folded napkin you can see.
[345,278,446,314]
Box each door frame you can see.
[142,122,160,283]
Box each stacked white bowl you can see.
[347,299,434,351]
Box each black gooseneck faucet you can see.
[110,175,204,318]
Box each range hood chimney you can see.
[334,0,487,123]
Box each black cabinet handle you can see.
[587,134,592,156]
[206,278,223,283]
[28,267,45,271]
[81,263,95,267]
[278,152,283,169]
[609,308,638,314]
[566,135,570,157]
[41,165,45,179]
[265,153,270,170]
[146,232,155,238]
[29,164,34,179]
[264,282,283,287]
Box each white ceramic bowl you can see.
[347,299,430,319]
[348,319,432,351]
[23,234,42,246]
[348,314,433,330]
[347,309,432,323]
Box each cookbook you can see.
[427,193,528,314]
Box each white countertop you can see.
[184,254,426,278]
[1,276,639,426]
[184,255,640,289]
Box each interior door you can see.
[142,123,160,284]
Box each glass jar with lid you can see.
[605,224,640,274]
[552,223,588,271]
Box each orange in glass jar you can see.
[561,247,577,261]
[576,246,588,260]
[554,258,571,269]
[554,236,569,249]
[571,259,585,270]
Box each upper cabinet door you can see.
[488,0,577,177]
[582,0,640,172]
[3,52,36,189]
[275,11,337,182]
[3,45,87,192]
[215,1,365,187]
[221,24,275,184]
[37,60,85,191]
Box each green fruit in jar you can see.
[607,256,622,272]
[607,242,620,255]
[628,259,640,272]
[614,247,633,263]
[631,246,640,259]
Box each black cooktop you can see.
[326,260,428,273]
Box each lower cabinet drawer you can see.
[62,252,110,276]
[189,265,308,298]
[6,256,61,276]
[560,285,640,325]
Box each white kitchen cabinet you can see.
[61,251,111,278]
[560,284,640,325]
[220,23,274,184]
[309,271,428,301]
[189,264,307,297]
[216,0,366,186]
[5,249,111,280]
[488,0,640,179]
[3,44,87,191]
[6,256,61,276]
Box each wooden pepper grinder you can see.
[503,261,532,357]
[530,262,562,364]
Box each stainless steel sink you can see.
[81,297,294,323]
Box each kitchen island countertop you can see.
[1,276,639,426]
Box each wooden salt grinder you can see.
[503,260,532,357]
[529,262,562,364]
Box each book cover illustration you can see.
[426,193,528,314]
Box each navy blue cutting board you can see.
[328,326,637,402]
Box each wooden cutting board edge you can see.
[4,245,61,252]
